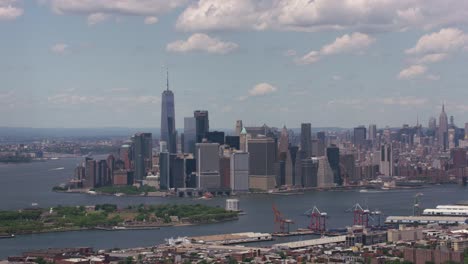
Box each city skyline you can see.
[1,1,468,128]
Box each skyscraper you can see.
[326,145,341,186]
[235,120,243,136]
[439,104,449,150]
[160,71,176,153]
[159,142,170,190]
[184,117,196,154]
[230,152,249,192]
[132,133,153,181]
[248,137,277,190]
[301,123,312,158]
[196,142,220,189]
[316,157,334,188]
[316,131,326,157]
[194,110,209,143]
[368,124,377,141]
[380,144,393,176]
[353,126,367,147]
[278,126,289,154]
[465,123,468,140]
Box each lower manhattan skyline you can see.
[1,1,468,128]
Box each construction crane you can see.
[272,204,294,234]
[304,206,327,233]
[350,203,370,227]
[413,193,423,216]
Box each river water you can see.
[0,157,466,257]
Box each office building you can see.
[278,126,289,154]
[465,123,468,140]
[380,144,393,176]
[353,126,367,147]
[240,127,248,152]
[171,155,186,189]
[194,110,209,143]
[285,146,299,186]
[225,136,240,150]
[340,154,356,183]
[451,148,467,168]
[206,131,225,145]
[316,157,335,188]
[132,133,153,181]
[235,120,243,136]
[326,145,342,186]
[119,144,132,170]
[316,131,326,156]
[97,160,109,187]
[184,117,197,154]
[301,123,312,158]
[185,157,197,188]
[448,128,456,149]
[107,155,115,184]
[84,158,96,188]
[248,137,277,190]
[159,145,170,190]
[439,104,449,150]
[230,152,249,192]
[160,72,177,153]
[302,158,319,187]
[219,156,231,189]
[368,124,377,141]
[196,143,220,189]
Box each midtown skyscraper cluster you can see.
[71,83,468,193]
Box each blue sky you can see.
[1,0,468,129]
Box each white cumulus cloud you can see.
[296,32,375,65]
[416,53,448,64]
[398,65,427,80]
[248,83,277,96]
[176,0,468,33]
[406,28,468,55]
[0,0,23,20]
[45,0,187,25]
[144,16,158,25]
[87,12,110,26]
[167,33,238,54]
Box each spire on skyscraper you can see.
[166,68,169,91]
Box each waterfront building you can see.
[184,117,196,154]
[185,157,197,188]
[171,155,186,189]
[326,145,342,186]
[159,143,170,190]
[196,143,220,189]
[285,146,299,186]
[106,155,115,184]
[301,123,312,158]
[302,158,319,187]
[380,144,393,176]
[160,71,177,153]
[219,156,231,189]
[97,160,109,187]
[132,133,153,181]
[340,153,356,183]
[248,137,277,190]
[230,151,249,192]
[316,156,335,188]
[84,158,96,188]
[194,110,209,143]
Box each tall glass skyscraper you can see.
[160,71,176,153]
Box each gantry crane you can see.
[304,206,327,233]
[272,204,294,234]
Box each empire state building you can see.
[438,104,448,150]
[160,71,177,153]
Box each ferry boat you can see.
[423,205,468,216]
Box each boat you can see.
[31,203,39,207]
[0,234,15,239]
[202,192,213,199]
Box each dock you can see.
[272,235,347,250]
[190,232,272,245]
[385,216,468,225]
[272,229,316,237]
